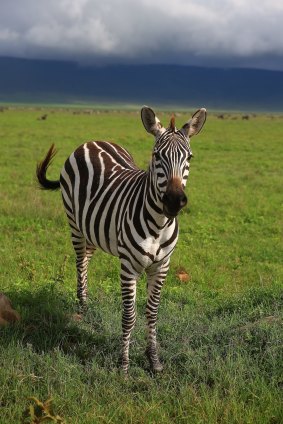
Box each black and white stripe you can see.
[36,106,206,373]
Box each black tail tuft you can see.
[36,144,60,190]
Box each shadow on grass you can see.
[2,281,282,382]
[1,283,122,367]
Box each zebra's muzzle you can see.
[162,198,187,218]
[162,182,187,218]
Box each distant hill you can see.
[0,56,282,111]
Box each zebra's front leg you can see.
[145,261,169,372]
[120,269,137,374]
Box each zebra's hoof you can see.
[145,348,164,373]
[150,361,164,373]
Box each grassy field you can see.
[0,107,282,423]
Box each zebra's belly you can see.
[73,199,178,269]
[78,210,120,257]
[86,232,119,257]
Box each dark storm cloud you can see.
[0,0,283,69]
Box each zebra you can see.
[36,106,206,373]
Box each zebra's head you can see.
[141,106,206,219]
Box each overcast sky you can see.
[1,0,283,70]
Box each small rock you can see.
[176,271,190,283]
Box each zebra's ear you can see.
[181,108,207,138]
[141,106,165,137]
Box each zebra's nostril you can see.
[180,194,187,207]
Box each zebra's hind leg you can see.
[120,261,138,373]
[145,261,169,372]
[71,229,95,312]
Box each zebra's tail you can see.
[36,144,60,190]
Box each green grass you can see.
[0,107,282,423]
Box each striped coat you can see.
[36,106,206,372]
